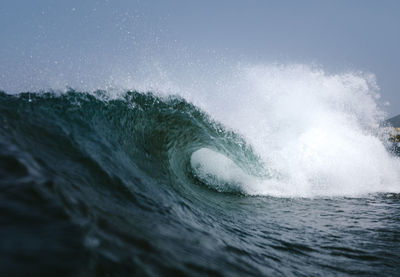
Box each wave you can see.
[1,64,399,199]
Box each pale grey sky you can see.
[1,0,399,116]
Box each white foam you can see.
[186,64,400,197]
[190,148,259,193]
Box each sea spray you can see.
[175,64,400,197]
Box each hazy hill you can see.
[386,115,400,127]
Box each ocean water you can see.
[1,65,400,276]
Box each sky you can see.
[1,0,399,116]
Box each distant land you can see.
[386,114,400,127]
[386,115,400,149]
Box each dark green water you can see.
[1,91,400,276]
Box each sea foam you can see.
[187,64,400,197]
